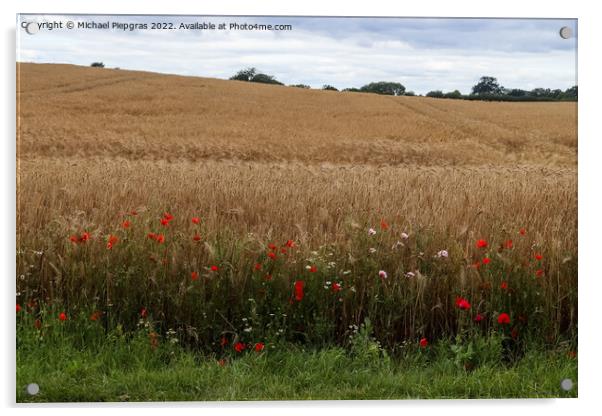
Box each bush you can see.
[322,85,338,91]
[90,62,105,68]
[289,84,310,89]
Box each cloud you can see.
[17,14,577,94]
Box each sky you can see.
[16,15,577,94]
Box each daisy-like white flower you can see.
[401,232,409,240]
[436,250,449,258]
[369,247,377,254]
[405,271,416,278]
[378,270,388,279]
[368,228,377,236]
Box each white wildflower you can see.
[368,228,377,236]
[379,270,388,279]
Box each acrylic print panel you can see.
[16,15,577,402]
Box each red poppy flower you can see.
[193,233,201,242]
[234,342,245,353]
[268,243,277,251]
[156,234,165,244]
[294,280,305,301]
[474,313,484,322]
[471,261,481,269]
[163,212,174,221]
[497,312,511,325]
[476,239,488,249]
[519,228,526,235]
[254,263,262,271]
[500,281,508,290]
[380,219,389,231]
[482,257,491,265]
[419,337,428,348]
[210,265,219,272]
[90,311,101,321]
[79,232,90,243]
[504,239,513,249]
[267,252,276,260]
[332,282,341,293]
[534,253,543,261]
[455,297,471,310]
[16,304,22,313]
[280,248,288,254]
[220,336,229,347]
[285,239,295,248]
[160,218,170,226]
[191,271,199,281]
[58,312,67,321]
[140,307,148,318]
[69,235,78,243]
[535,269,544,277]
[122,220,131,229]
[191,217,200,224]
[254,342,265,352]
[309,265,317,273]
[34,319,42,330]
[130,210,138,216]
[264,274,272,281]
[106,235,118,249]
[148,232,157,240]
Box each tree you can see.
[342,87,361,92]
[289,84,310,89]
[443,90,462,99]
[359,81,405,96]
[404,91,416,96]
[563,86,578,99]
[230,67,257,81]
[250,73,283,85]
[426,90,444,98]
[322,85,338,91]
[90,62,105,68]
[471,76,503,95]
[507,88,527,97]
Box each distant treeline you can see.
[127,65,574,102]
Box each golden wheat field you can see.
[16,63,578,345]
[17,62,577,247]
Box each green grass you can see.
[17,328,577,402]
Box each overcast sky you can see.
[17,15,577,94]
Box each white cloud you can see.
[17,14,577,94]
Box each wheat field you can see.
[16,63,577,346]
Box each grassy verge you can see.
[17,329,577,402]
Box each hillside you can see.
[17,63,576,167]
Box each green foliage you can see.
[289,84,311,89]
[229,68,283,85]
[359,81,405,96]
[90,62,105,68]
[472,76,503,95]
[322,84,338,91]
[16,324,578,401]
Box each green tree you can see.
[230,67,257,81]
[471,76,503,95]
[360,81,405,96]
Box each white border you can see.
[3,0,601,414]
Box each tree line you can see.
[228,68,576,102]
[91,63,577,102]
